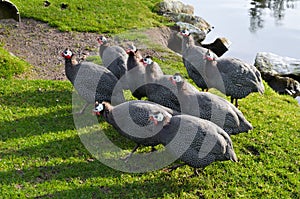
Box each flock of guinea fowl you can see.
[61,28,265,174]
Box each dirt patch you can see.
[0,18,175,80]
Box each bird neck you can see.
[182,35,194,53]
[145,64,156,81]
[99,44,109,57]
[127,53,140,71]
[65,58,80,84]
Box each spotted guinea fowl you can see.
[93,100,178,161]
[181,29,264,107]
[203,49,265,107]
[62,48,125,114]
[180,29,213,92]
[169,73,253,135]
[97,35,128,79]
[142,56,181,111]
[124,44,148,99]
[150,112,238,175]
[141,55,164,77]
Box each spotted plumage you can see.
[151,113,238,170]
[170,73,253,135]
[62,48,125,113]
[143,56,180,111]
[93,100,178,159]
[181,30,264,107]
[125,44,148,100]
[97,35,128,79]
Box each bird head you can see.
[203,49,216,61]
[93,101,105,116]
[126,43,137,54]
[141,55,153,66]
[180,29,191,37]
[61,48,73,59]
[97,35,107,45]
[169,73,183,86]
[149,112,165,126]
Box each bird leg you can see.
[230,97,239,107]
[74,102,90,115]
[234,99,239,107]
[192,168,205,177]
[122,144,140,163]
[151,146,157,152]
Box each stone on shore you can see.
[154,0,212,38]
[153,0,194,15]
[255,52,300,76]
[254,52,300,97]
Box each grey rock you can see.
[255,52,300,76]
[153,0,194,15]
[255,52,300,97]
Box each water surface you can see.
[181,0,300,64]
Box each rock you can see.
[262,73,300,97]
[175,21,207,42]
[168,13,213,34]
[254,52,300,77]
[153,0,212,39]
[153,0,194,15]
[254,52,300,97]
[201,37,232,57]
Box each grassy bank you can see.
[1,0,299,198]
[0,46,30,79]
[0,78,299,198]
[13,0,167,33]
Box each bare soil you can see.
[0,18,173,80]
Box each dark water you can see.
[181,0,300,64]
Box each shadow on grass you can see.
[0,89,72,108]
[0,108,74,140]
[0,160,123,185]
[37,171,199,199]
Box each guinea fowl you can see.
[169,73,253,135]
[97,35,128,79]
[125,44,148,100]
[93,100,177,161]
[142,56,181,111]
[203,49,265,107]
[62,48,125,114]
[181,29,212,92]
[181,29,264,107]
[150,112,238,175]
[141,55,164,77]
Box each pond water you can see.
[181,0,300,64]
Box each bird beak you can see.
[92,109,100,116]
[148,116,158,125]
[169,77,176,85]
[204,55,215,61]
[97,38,103,45]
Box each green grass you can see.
[0,78,299,199]
[0,46,30,79]
[0,0,299,198]
[13,0,168,33]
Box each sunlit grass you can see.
[0,76,299,198]
[13,0,168,33]
[0,46,30,79]
[0,0,299,197]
